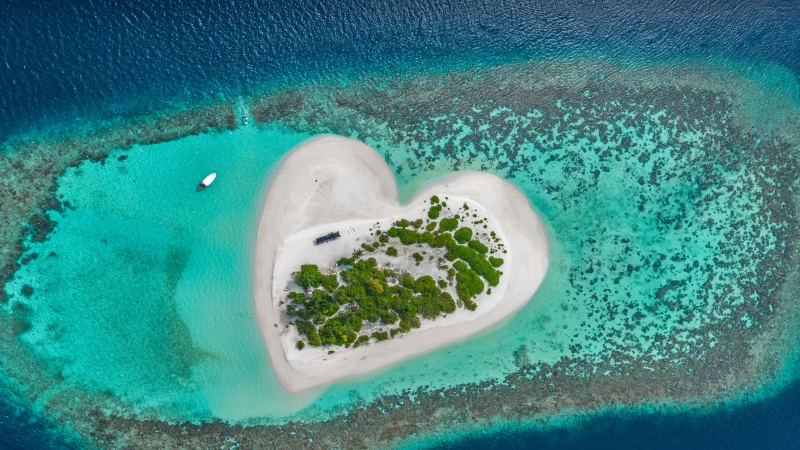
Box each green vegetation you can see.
[373,331,389,341]
[294,265,322,289]
[489,256,504,267]
[453,260,469,272]
[287,194,505,349]
[439,217,459,231]
[454,227,472,243]
[353,335,370,348]
[287,257,468,349]
[444,242,500,286]
[337,257,354,267]
[468,240,488,254]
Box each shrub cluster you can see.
[288,258,460,349]
[489,256,504,267]
[467,240,487,254]
[439,217,459,231]
[454,227,472,243]
[294,264,322,289]
[288,199,504,349]
[444,243,500,286]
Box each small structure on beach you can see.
[314,231,341,245]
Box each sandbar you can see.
[254,136,548,391]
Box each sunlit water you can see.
[2,0,800,448]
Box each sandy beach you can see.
[254,136,549,391]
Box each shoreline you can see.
[254,135,549,391]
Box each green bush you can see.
[319,314,360,346]
[297,340,305,350]
[397,228,419,245]
[454,227,473,243]
[296,321,322,346]
[453,261,469,272]
[455,269,485,300]
[390,328,401,338]
[489,256,504,267]
[411,219,423,229]
[379,234,389,243]
[430,195,440,204]
[399,274,416,288]
[413,252,424,263]
[373,331,390,341]
[287,291,306,304]
[438,279,448,288]
[463,298,477,311]
[387,227,399,237]
[468,240,489,254]
[353,335,370,348]
[439,217,459,232]
[361,243,375,252]
[337,257,354,267]
[321,274,339,291]
[446,244,500,286]
[426,221,437,231]
[428,204,442,219]
[386,246,398,257]
[419,231,435,246]
[380,310,399,324]
[294,264,322,289]
[396,219,410,228]
[439,292,457,314]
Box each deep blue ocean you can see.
[2,0,799,140]
[434,380,800,450]
[2,0,800,448]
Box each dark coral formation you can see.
[1,60,800,449]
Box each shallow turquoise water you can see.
[8,126,322,421]
[4,58,800,437]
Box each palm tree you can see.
[352,249,364,261]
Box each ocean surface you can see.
[2,0,800,448]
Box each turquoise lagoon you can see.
[4,59,800,440]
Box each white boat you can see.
[198,173,216,191]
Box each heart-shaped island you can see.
[255,136,548,391]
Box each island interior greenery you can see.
[284,196,507,350]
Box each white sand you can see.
[254,136,548,392]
